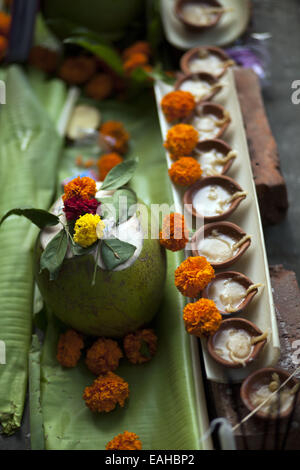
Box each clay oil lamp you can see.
[202,271,261,316]
[240,368,300,420]
[207,318,268,369]
[191,221,251,269]
[194,139,237,177]
[175,0,224,32]
[184,175,248,222]
[185,102,231,142]
[174,72,222,104]
[180,46,234,78]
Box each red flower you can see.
[63,196,99,221]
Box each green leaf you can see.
[71,243,95,257]
[101,238,136,270]
[64,36,125,76]
[28,335,45,450]
[113,188,137,224]
[40,229,68,280]
[101,158,139,190]
[147,64,176,86]
[0,208,60,229]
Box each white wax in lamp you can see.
[189,54,224,75]
[195,148,228,176]
[180,79,211,102]
[192,185,231,217]
[213,328,254,366]
[209,278,247,312]
[191,115,221,140]
[197,230,237,263]
[181,3,218,26]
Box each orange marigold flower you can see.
[123,52,148,74]
[56,330,84,368]
[164,124,198,157]
[161,90,196,123]
[59,56,97,85]
[169,157,202,186]
[183,298,222,337]
[123,329,157,365]
[83,371,129,413]
[100,120,130,155]
[0,11,11,36]
[97,153,124,181]
[159,212,189,252]
[85,73,114,101]
[28,46,59,74]
[106,431,142,450]
[175,256,215,298]
[122,41,151,61]
[0,35,7,60]
[85,338,123,375]
[63,176,97,202]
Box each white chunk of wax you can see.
[181,3,217,26]
[209,278,247,311]
[192,185,231,216]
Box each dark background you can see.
[1,0,300,451]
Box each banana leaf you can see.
[0,66,65,435]
[35,94,206,450]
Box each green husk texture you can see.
[37,95,202,450]
[0,66,64,434]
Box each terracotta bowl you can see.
[207,318,267,369]
[240,368,299,420]
[175,0,223,32]
[174,72,222,104]
[195,139,236,177]
[180,46,233,78]
[183,175,247,222]
[191,221,251,269]
[202,271,258,316]
[185,102,231,142]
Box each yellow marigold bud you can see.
[74,214,104,248]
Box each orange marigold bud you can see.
[106,431,142,450]
[28,46,59,74]
[183,298,222,337]
[56,330,84,368]
[123,329,157,365]
[169,157,202,186]
[85,73,114,101]
[85,338,123,375]
[175,256,215,298]
[59,56,97,85]
[0,35,8,60]
[161,90,196,123]
[122,41,151,61]
[100,120,130,155]
[164,124,198,157]
[0,11,11,36]
[63,176,97,202]
[83,372,129,413]
[159,212,189,252]
[97,152,123,181]
[123,52,148,74]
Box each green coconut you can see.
[35,200,166,338]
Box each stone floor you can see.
[1,0,300,451]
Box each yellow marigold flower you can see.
[106,431,142,450]
[83,371,129,413]
[175,256,215,298]
[74,214,103,248]
[56,330,84,368]
[123,329,157,365]
[63,176,97,202]
[159,212,189,252]
[161,90,196,123]
[164,124,199,157]
[169,157,202,186]
[183,298,222,337]
[85,338,123,375]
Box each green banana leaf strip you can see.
[35,94,204,450]
[0,65,65,435]
[29,335,45,450]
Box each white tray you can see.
[154,68,280,383]
[160,0,252,50]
